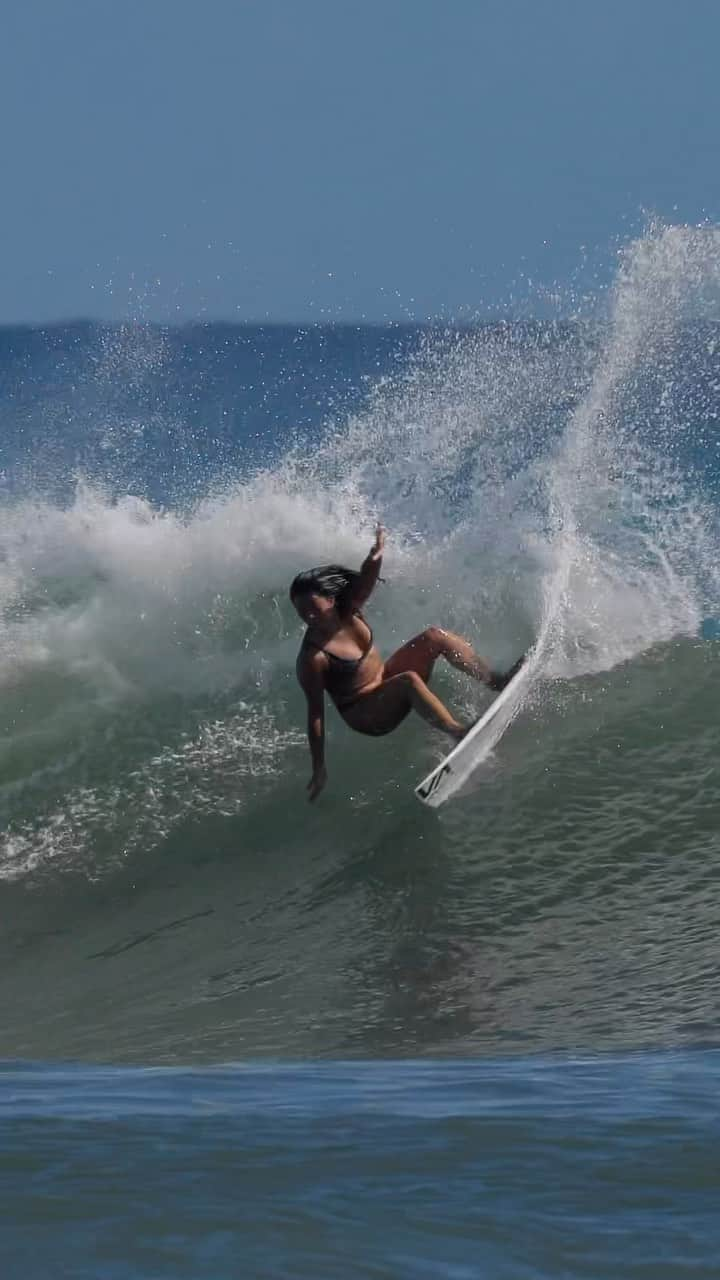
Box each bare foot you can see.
[447,720,476,743]
[488,653,526,692]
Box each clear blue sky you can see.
[2,0,718,323]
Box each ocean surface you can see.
[1,224,720,1275]
[3,1054,719,1279]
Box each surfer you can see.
[291,526,523,800]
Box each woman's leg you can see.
[341,671,465,739]
[342,627,524,739]
[383,625,496,685]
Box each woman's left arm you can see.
[349,525,385,610]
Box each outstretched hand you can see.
[307,765,328,803]
[370,523,386,561]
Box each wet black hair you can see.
[290,564,361,615]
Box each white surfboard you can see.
[414,650,535,808]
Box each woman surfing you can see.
[291,527,524,801]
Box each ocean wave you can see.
[0,225,719,1060]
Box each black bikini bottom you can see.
[335,700,411,737]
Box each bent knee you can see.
[393,669,424,690]
[423,625,447,650]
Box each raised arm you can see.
[297,649,328,802]
[346,524,385,612]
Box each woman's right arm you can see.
[345,524,385,612]
[298,651,328,802]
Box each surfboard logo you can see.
[416,762,451,800]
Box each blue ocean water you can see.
[1,225,720,1274]
[3,1055,720,1279]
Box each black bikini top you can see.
[302,617,375,712]
[304,616,374,671]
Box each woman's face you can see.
[292,591,335,626]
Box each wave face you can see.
[1,225,719,1062]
